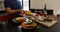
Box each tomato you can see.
[18,18,26,23]
[34,13,40,16]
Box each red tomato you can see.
[34,13,40,16]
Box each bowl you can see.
[26,20,33,24]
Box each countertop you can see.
[0,11,59,32]
[0,15,60,32]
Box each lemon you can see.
[16,17,23,21]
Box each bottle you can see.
[43,4,47,17]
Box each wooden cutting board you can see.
[34,20,57,28]
[31,15,58,28]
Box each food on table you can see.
[34,13,40,20]
[25,11,33,19]
[25,20,33,24]
[27,20,33,24]
[21,10,26,14]
[42,13,47,17]
[21,19,37,29]
[34,13,40,16]
[22,20,33,28]
[16,17,26,23]
[27,16,32,19]
[44,16,53,21]
[34,16,39,20]
[22,22,27,27]
[26,11,33,16]
[16,17,23,20]
[19,11,26,17]
[26,25,34,28]
[22,21,36,29]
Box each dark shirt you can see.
[4,0,22,10]
[4,0,22,17]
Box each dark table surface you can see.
[0,15,60,32]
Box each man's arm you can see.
[5,7,18,14]
[4,0,22,14]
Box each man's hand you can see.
[17,9,23,13]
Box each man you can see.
[4,0,22,17]
[4,0,23,26]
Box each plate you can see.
[12,17,29,23]
[12,18,19,23]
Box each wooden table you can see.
[21,22,37,29]
[35,20,57,28]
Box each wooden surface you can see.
[35,20,57,28]
[31,15,58,28]
[21,22,37,29]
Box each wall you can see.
[0,1,5,11]
[30,0,60,16]
[30,0,45,9]
[45,0,60,16]
[0,0,4,1]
